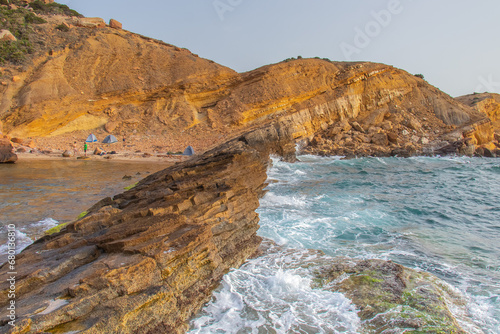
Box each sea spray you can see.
[191,156,500,333]
[189,244,361,333]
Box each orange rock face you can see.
[0,136,272,333]
[0,30,16,42]
[457,93,500,130]
[109,19,122,29]
[0,16,491,155]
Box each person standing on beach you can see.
[84,142,88,156]
[73,141,78,156]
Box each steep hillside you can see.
[0,1,497,158]
[457,93,500,131]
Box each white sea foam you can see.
[0,218,60,258]
[29,217,59,229]
[261,192,309,209]
[0,229,33,256]
[189,248,361,334]
[468,295,500,334]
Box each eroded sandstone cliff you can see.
[0,133,275,333]
[0,5,496,157]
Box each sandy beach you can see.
[6,129,202,165]
[15,150,190,164]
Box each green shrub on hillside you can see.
[30,1,82,17]
[0,40,33,64]
[56,23,70,32]
[24,12,47,24]
[0,7,36,64]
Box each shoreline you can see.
[14,150,191,164]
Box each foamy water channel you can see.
[190,156,500,334]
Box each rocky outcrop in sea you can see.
[0,125,487,333]
[0,138,17,163]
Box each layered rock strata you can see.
[0,136,272,333]
[0,20,494,156]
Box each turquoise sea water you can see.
[190,156,500,333]
[1,157,499,333]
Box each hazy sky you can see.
[58,0,500,97]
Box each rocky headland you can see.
[0,1,497,333]
[0,125,485,334]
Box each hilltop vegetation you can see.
[0,0,81,64]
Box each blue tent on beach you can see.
[183,146,195,156]
[102,135,118,144]
[86,134,98,143]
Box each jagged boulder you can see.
[314,259,479,333]
[0,30,16,42]
[0,138,18,163]
[0,136,271,333]
[351,121,365,133]
[109,19,122,29]
[72,17,106,28]
[62,150,73,157]
[370,132,388,146]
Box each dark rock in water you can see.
[435,141,460,155]
[473,146,496,157]
[391,146,416,158]
[0,138,18,163]
[122,175,132,180]
[314,259,479,334]
[62,150,73,158]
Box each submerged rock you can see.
[314,259,483,334]
[62,150,73,157]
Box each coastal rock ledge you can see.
[0,137,270,333]
[0,127,482,333]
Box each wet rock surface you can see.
[314,259,483,334]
